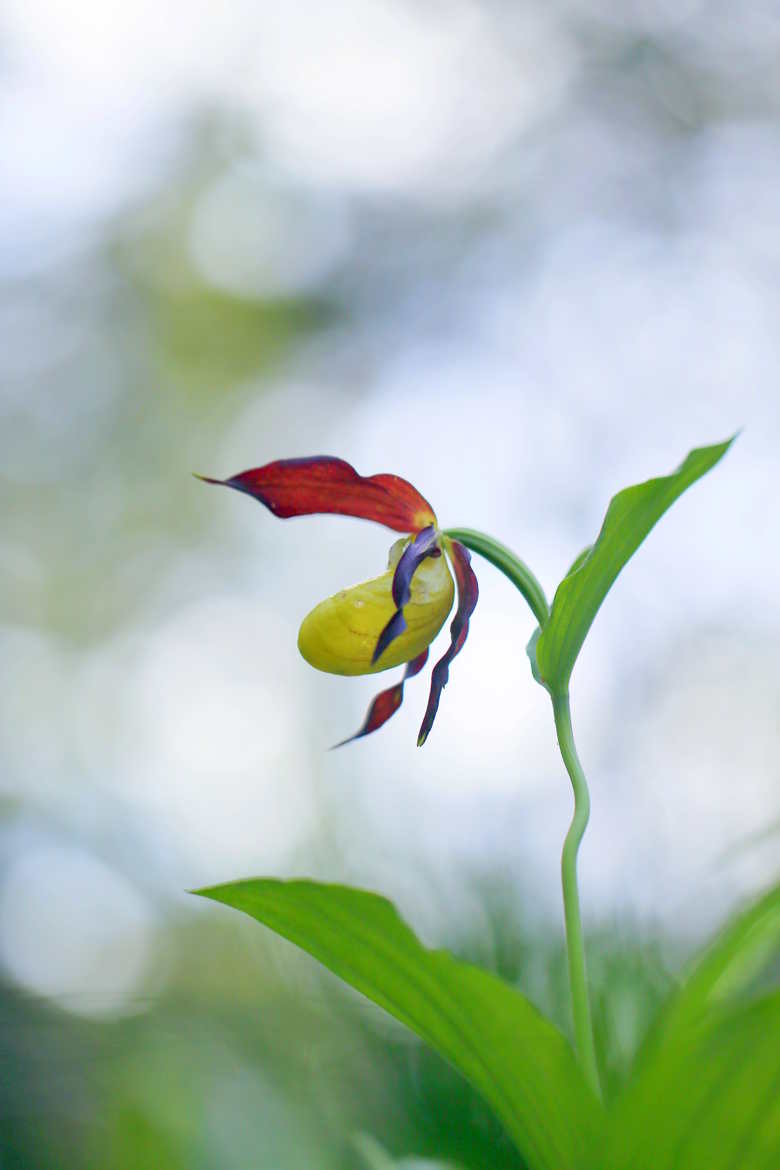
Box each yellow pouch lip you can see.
[297,549,454,676]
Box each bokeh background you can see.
[2,0,779,1166]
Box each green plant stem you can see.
[552,690,601,1100]
[444,527,600,1097]
[443,528,550,628]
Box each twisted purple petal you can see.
[332,649,430,748]
[372,525,440,665]
[417,539,479,746]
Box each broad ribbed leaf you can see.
[196,879,603,1170]
[671,881,780,1020]
[603,991,780,1170]
[630,883,780,1074]
[602,884,780,1169]
[533,438,735,695]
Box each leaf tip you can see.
[189,884,231,903]
[705,431,740,460]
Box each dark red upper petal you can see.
[332,649,429,748]
[198,456,436,533]
[417,539,479,746]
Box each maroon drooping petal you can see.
[417,539,479,746]
[197,456,436,533]
[332,650,430,748]
[372,525,440,665]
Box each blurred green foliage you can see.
[0,889,680,1169]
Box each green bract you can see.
[531,437,735,695]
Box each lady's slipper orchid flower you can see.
[199,456,478,746]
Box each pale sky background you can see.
[1,0,779,1024]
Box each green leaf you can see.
[603,991,780,1170]
[634,882,780,1072]
[602,884,780,1169]
[196,879,604,1170]
[672,881,780,1016]
[534,437,735,695]
[526,626,544,687]
[564,546,593,579]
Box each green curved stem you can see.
[552,691,601,1099]
[445,526,599,1096]
[443,528,550,628]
